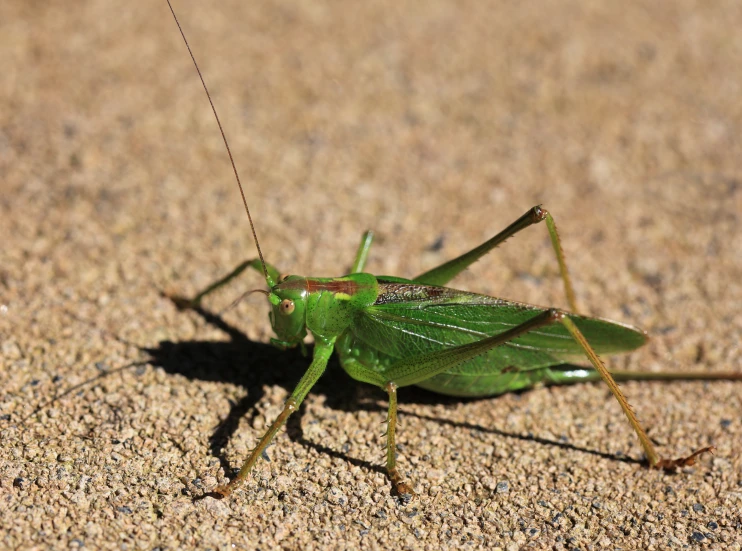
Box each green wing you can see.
[336,278,647,397]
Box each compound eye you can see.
[279,298,295,315]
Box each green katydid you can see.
[166,1,738,499]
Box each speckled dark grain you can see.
[1,1,741,549]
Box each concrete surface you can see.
[1,0,741,549]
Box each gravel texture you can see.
[1,1,741,549]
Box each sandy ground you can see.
[2,0,742,549]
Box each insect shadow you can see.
[144,299,641,487]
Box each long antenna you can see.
[166,0,269,282]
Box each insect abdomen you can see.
[415,367,553,397]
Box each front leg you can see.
[169,259,282,310]
[214,339,335,497]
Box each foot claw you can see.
[213,485,231,498]
[393,482,415,503]
[389,468,415,501]
[654,446,715,470]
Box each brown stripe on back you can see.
[306,279,359,295]
[278,277,362,296]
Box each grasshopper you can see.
[166,1,732,499]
